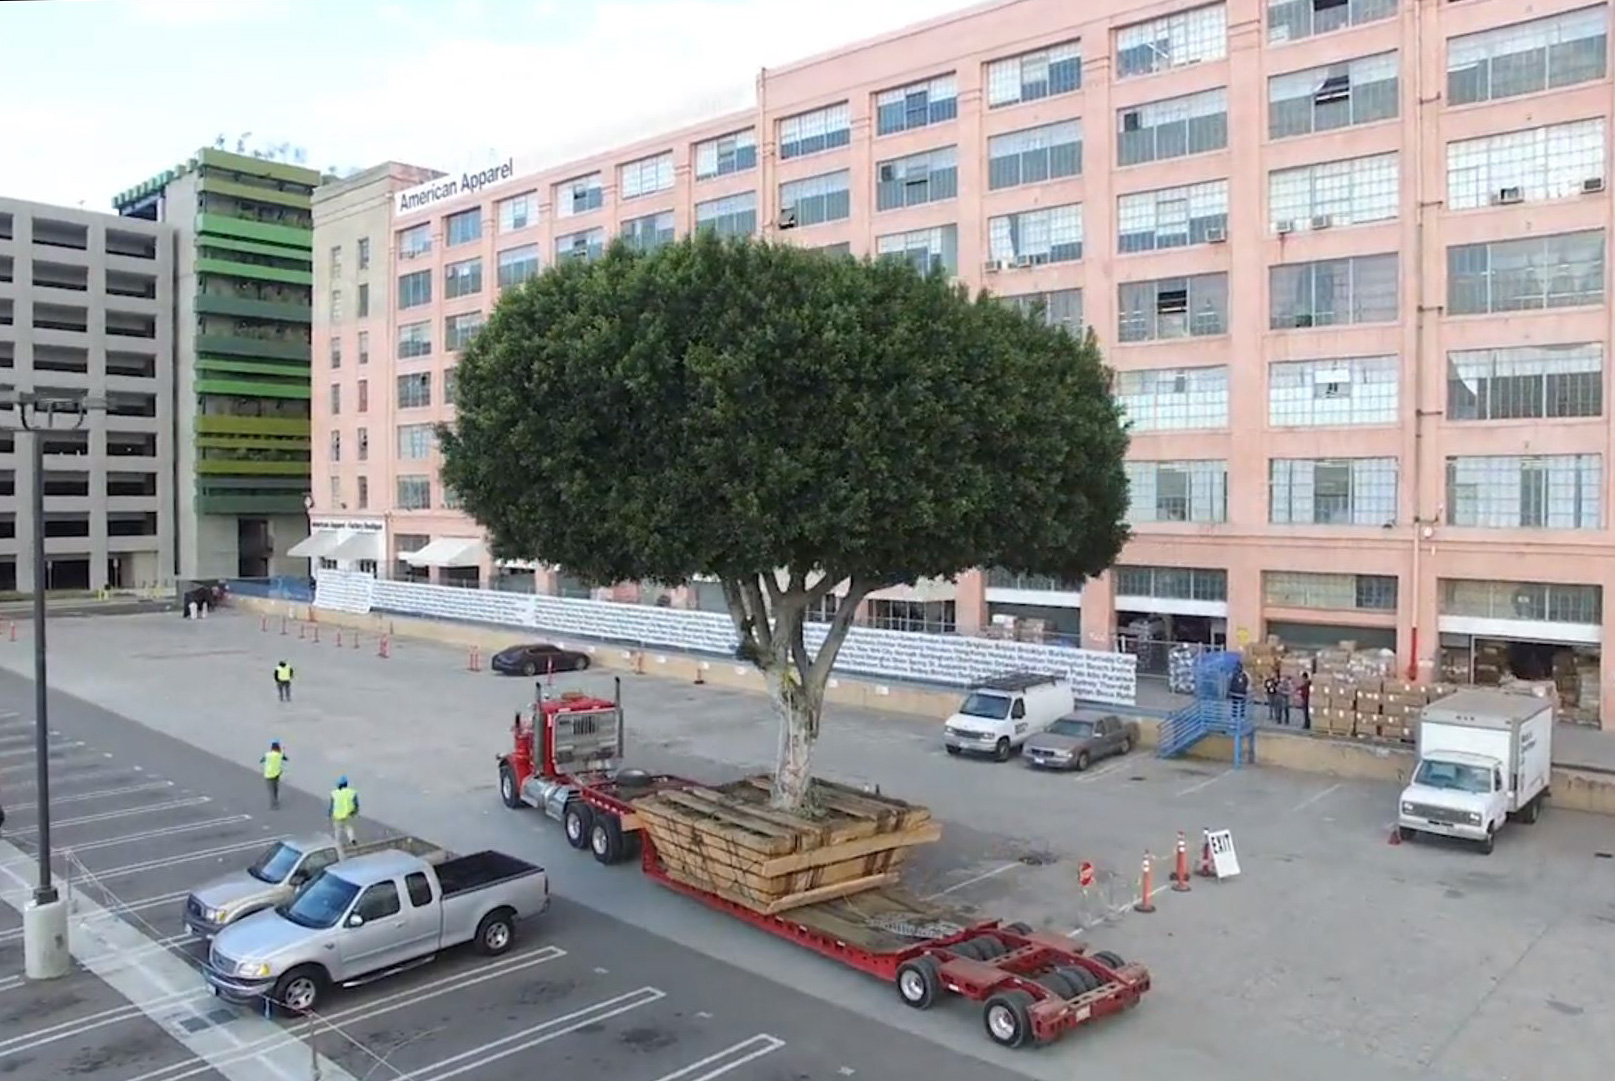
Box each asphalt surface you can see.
[0,671,1035,1081]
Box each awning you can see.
[329,532,383,562]
[404,536,485,568]
[287,531,343,559]
[868,577,958,604]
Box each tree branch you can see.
[740,575,775,657]
[804,570,841,607]
[806,578,873,691]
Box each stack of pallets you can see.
[630,775,940,915]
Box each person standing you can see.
[1299,672,1313,731]
[260,741,287,810]
[273,660,294,703]
[1263,672,1281,723]
[1276,674,1295,727]
[328,776,359,859]
[1229,666,1250,725]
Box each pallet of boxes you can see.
[627,775,941,914]
[1308,641,1457,742]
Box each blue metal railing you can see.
[1157,697,1256,767]
[223,576,315,603]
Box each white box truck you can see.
[1397,688,1553,854]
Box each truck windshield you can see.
[277,872,360,929]
[247,843,301,884]
[959,692,1011,720]
[1414,760,1492,793]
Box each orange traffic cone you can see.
[1133,853,1156,913]
[1197,829,1216,877]
[1171,831,1192,892]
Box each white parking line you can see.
[0,739,83,759]
[0,762,132,791]
[0,889,190,943]
[1071,759,1134,784]
[926,860,1022,898]
[1176,769,1232,797]
[0,815,252,867]
[0,749,101,776]
[5,796,211,835]
[647,1035,786,1081]
[0,838,271,905]
[1289,782,1343,814]
[52,781,178,805]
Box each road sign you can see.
[1078,860,1095,888]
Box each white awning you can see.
[287,531,343,559]
[868,577,958,604]
[404,536,485,568]
[329,532,383,562]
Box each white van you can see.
[943,673,1075,762]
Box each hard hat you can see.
[338,775,349,786]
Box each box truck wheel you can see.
[1520,796,1542,824]
[994,738,1012,762]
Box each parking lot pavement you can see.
[2,610,1615,1080]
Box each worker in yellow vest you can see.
[259,740,288,810]
[328,776,359,858]
[273,660,294,703]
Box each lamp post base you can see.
[23,896,71,979]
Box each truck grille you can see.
[949,728,987,742]
[208,945,237,973]
[1407,802,1470,826]
[186,896,204,919]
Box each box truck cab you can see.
[1397,689,1553,855]
[944,673,1075,762]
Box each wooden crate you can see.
[631,775,941,915]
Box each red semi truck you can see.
[494,678,1152,1049]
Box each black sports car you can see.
[490,642,592,676]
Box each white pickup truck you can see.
[1397,688,1553,854]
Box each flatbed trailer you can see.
[495,678,1152,1049]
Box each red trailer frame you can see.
[496,679,1152,1049]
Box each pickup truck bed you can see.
[437,850,536,896]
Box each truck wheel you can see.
[474,909,517,956]
[272,966,325,1015]
[971,935,1008,959]
[498,765,522,809]
[1056,965,1098,994]
[945,745,962,756]
[1520,797,1542,824]
[590,814,625,865]
[1397,826,1415,842]
[1075,751,1091,772]
[1038,972,1077,998]
[1091,949,1125,970]
[994,738,1012,763]
[895,956,943,1009]
[982,989,1035,1048]
[563,802,593,850]
[1001,921,1033,936]
[1479,827,1495,856]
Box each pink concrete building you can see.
[310,0,1615,723]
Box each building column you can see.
[953,569,987,635]
[1227,562,1262,651]
[1600,571,1615,731]
[1080,572,1115,652]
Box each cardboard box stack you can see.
[1260,636,1455,742]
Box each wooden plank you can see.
[656,790,812,849]
[645,829,915,895]
[676,787,837,846]
[737,775,927,830]
[756,821,941,877]
[662,865,900,916]
[714,780,877,845]
[810,778,935,828]
[632,796,793,856]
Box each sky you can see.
[0,0,984,210]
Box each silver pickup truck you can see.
[182,834,449,939]
[203,849,548,1013]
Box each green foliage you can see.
[438,231,1130,592]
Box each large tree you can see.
[440,232,1130,812]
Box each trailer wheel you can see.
[563,801,593,850]
[951,939,984,960]
[1056,965,1097,995]
[474,908,517,956]
[590,814,626,865]
[1038,972,1077,999]
[1001,921,1033,936]
[1091,950,1125,970]
[994,738,1013,763]
[970,935,1008,959]
[895,956,943,1010]
[498,765,522,809]
[982,989,1035,1049]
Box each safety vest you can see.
[275,664,293,683]
[331,787,357,820]
[263,750,284,779]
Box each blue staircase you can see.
[1156,698,1256,766]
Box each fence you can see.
[223,576,316,604]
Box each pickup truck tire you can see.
[896,956,943,1009]
[994,738,1012,763]
[563,802,594,850]
[272,966,325,1015]
[590,814,626,865]
[982,989,1036,1048]
[498,765,522,809]
[474,908,517,956]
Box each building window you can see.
[814,242,854,258]
[1447,119,1607,211]
[1440,578,1602,623]
[329,338,341,369]
[1447,454,1602,529]
[620,151,674,201]
[441,485,461,510]
[875,74,959,135]
[497,244,540,288]
[867,599,956,634]
[356,475,369,509]
[1115,366,1229,431]
[357,237,370,269]
[1269,0,1397,44]
[397,372,432,410]
[329,383,340,415]
[1268,52,1400,140]
[695,192,757,239]
[778,102,851,160]
[1262,571,1398,611]
[986,39,1083,107]
[1001,289,1083,335]
[397,423,435,460]
[986,568,1085,593]
[876,224,959,276]
[1269,253,1399,328]
[444,208,482,247]
[1269,355,1399,427]
[1115,3,1228,78]
[497,192,536,233]
[875,149,957,212]
[621,210,676,252]
[987,120,1083,191]
[357,330,369,365]
[695,129,757,180]
[357,379,368,412]
[555,227,606,263]
[397,269,431,309]
[445,311,484,351]
[1124,460,1228,523]
[397,223,431,260]
[1269,152,1399,232]
[444,258,482,299]
[1117,88,1228,167]
[780,171,851,228]
[396,475,431,511]
[988,204,1083,266]
[329,245,342,275]
[1269,457,1399,525]
[555,172,604,218]
[1114,565,1228,602]
[329,289,343,321]
[357,427,368,461]
[357,283,370,318]
[1117,273,1228,342]
[444,367,457,405]
[1448,343,1604,421]
[1447,230,1606,315]
[1117,180,1228,253]
[1447,7,1609,106]
[397,321,431,359]
[329,430,341,463]
[330,476,341,509]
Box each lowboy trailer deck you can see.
[495,678,1152,1049]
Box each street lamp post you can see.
[13,392,101,980]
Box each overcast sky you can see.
[0,0,980,210]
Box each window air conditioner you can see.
[1310,214,1333,230]
[777,208,798,229]
[1493,186,1524,205]
[1583,177,1606,194]
[1014,255,1033,268]
[1275,219,1295,235]
[1205,226,1226,243]
[983,259,1003,272]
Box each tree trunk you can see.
[765,662,819,812]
